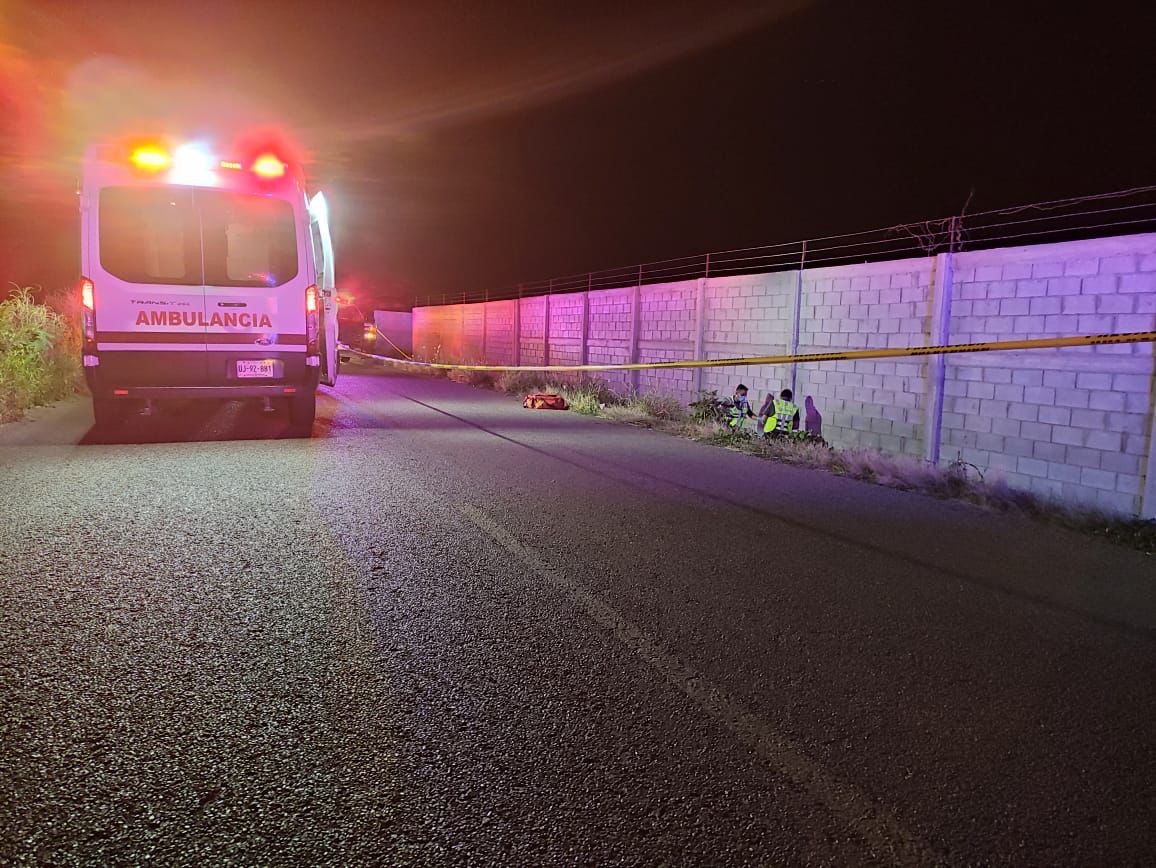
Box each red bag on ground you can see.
[523,393,568,410]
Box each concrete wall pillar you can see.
[922,251,954,464]
[514,290,522,367]
[481,299,488,363]
[543,290,551,368]
[1142,391,1156,519]
[629,282,642,393]
[580,290,590,367]
[692,277,707,395]
[788,260,804,396]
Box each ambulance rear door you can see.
[309,192,338,386]
[91,185,208,381]
[197,188,307,380]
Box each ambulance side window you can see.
[310,219,326,282]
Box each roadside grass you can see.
[675,420,1155,553]
[0,287,83,423]
[390,361,1154,551]
[446,368,494,388]
[486,372,1155,552]
[493,371,619,416]
[493,374,688,422]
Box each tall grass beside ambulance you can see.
[0,288,82,423]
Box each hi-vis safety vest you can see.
[764,398,799,433]
[728,396,751,428]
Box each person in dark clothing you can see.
[757,391,774,430]
[804,395,822,437]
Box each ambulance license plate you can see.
[236,360,278,378]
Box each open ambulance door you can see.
[309,192,339,386]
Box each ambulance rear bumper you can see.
[100,385,314,399]
[85,350,320,398]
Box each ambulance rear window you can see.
[98,187,298,287]
[199,191,298,288]
[99,188,200,286]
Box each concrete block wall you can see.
[518,296,547,366]
[482,300,517,365]
[412,303,465,361]
[371,311,413,355]
[588,287,634,392]
[549,293,584,368]
[412,231,1156,515]
[638,281,697,397]
[942,236,1156,515]
[700,273,796,407]
[462,303,485,361]
[796,258,936,457]
[410,306,435,359]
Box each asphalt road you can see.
[2,358,1154,866]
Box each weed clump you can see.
[447,368,494,387]
[494,371,552,395]
[634,392,685,421]
[0,287,82,423]
[689,390,729,424]
[564,386,604,416]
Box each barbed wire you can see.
[422,185,1156,306]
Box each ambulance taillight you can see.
[305,285,319,357]
[79,275,95,349]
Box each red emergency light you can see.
[252,154,286,179]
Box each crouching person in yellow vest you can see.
[760,388,800,437]
[727,383,756,430]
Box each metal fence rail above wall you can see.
[420,185,1156,307]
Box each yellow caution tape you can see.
[353,330,1156,373]
[363,324,414,360]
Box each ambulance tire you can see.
[91,397,126,430]
[287,393,316,437]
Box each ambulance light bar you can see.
[126,143,289,182]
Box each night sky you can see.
[1,0,1153,307]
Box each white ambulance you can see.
[78,139,339,435]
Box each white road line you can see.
[458,501,945,867]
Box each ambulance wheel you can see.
[91,397,126,430]
[287,393,316,437]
